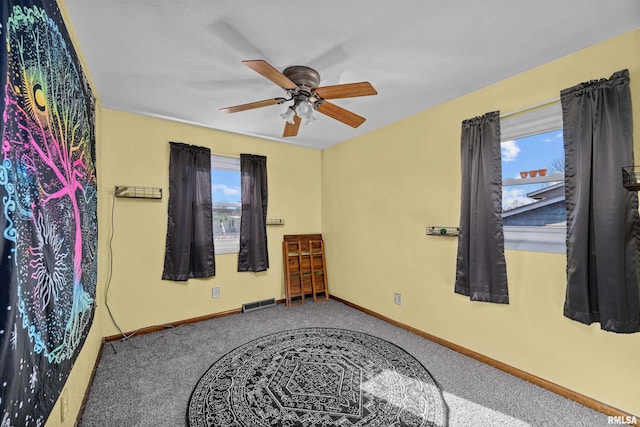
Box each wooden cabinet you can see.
[283,234,329,306]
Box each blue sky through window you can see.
[501,130,563,178]
[211,169,241,203]
[501,130,563,211]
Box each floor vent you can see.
[242,298,277,313]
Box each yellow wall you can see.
[322,29,640,416]
[99,110,322,336]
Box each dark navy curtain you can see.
[162,142,216,280]
[455,111,509,303]
[238,154,269,272]
[561,69,639,333]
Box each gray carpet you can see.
[79,299,613,426]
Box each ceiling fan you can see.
[220,60,377,137]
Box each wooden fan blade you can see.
[316,102,366,128]
[242,60,298,90]
[220,98,284,114]
[283,114,301,137]
[314,82,377,100]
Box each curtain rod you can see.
[500,97,560,119]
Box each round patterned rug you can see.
[187,327,448,426]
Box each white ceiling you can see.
[63,0,640,149]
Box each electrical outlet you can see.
[212,287,220,298]
[394,293,402,305]
[60,388,69,422]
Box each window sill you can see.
[504,226,566,254]
[503,172,564,186]
[215,240,239,255]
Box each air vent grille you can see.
[242,298,277,313]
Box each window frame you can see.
[501,102,566,254]
[211,155,241,255]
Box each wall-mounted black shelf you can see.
[266,218,285,226]
[115,185,162,199]
[622,166,640,191]
[426,226,459,237]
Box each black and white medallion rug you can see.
[187,327,448,426]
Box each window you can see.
[500,102,566,253]
[211,155,241,254]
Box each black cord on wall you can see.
[105,192,178,353]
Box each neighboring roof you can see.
[526,182,565,200]
[502,195,564,218]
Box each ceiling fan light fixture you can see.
[295,100,315,124]
[304,114,316,125]
[226,60,378,136]
[281,106,296,124]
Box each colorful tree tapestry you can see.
[0,0,97,425]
